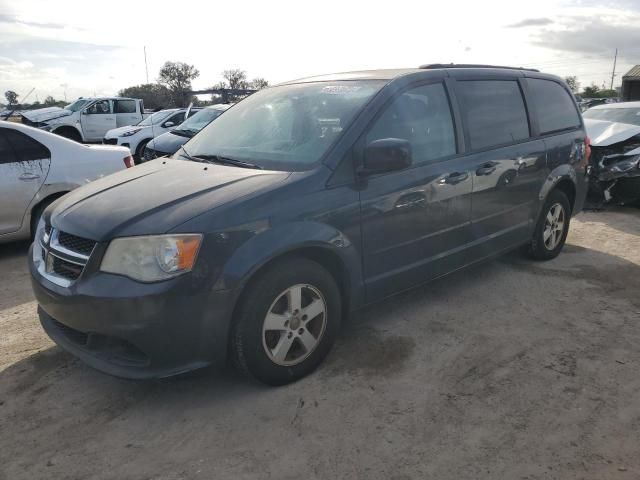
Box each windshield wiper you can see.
[178,144,200,162]
[193,154,263,170]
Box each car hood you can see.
[585,118,640,147]
[105,125,145,138]
[21,107,73,123]
[49,158,291,241]
[146,130,190,154]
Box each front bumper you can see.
[29,244,235,379]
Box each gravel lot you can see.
[1,208,639,480]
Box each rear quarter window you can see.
[115,100,137,114]
[2,128,50,161]
[527,78,581,134]
[456,80,530,151]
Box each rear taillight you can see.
[123,155,134,168]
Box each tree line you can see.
[564,76,618,99]
[2,61,269,111]
[119,62,269,110]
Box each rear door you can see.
[0,128,51,234]
[81,100,116,141]
[114,99,140,127]
[453,78,547,255]
[524,77,585,210]
[359,81,474,300]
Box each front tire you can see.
[231,257,341,386]
[135,138,151,164]
[528,189,571,260]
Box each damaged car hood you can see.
[20,107,73,123]
[585,118,640,147]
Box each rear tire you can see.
[55,128,82,142]
[527,189,571,260]
[231,257,341,386]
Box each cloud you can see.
[532,16,640,57]
[0,13,66,30]
[507,18,554,28]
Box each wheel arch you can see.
[537,164,579,216]
[52,125,82,141]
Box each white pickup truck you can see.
[20,97,146,143]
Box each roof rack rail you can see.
[419,63,540,72]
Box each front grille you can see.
[58,231,96,256]
[51,256,83,280]
[143,146,169,161]
[38,226,95,285]
[103,138,118,145]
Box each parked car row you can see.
[103,107,202,160]
[28,65,590,385]
[141,104,230,161]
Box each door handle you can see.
[476,162,497,176]
[439,171,469,185]
[19,173,40,181]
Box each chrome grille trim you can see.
[34,226,94,287]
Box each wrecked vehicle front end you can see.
[584,118,640,206]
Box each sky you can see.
[1,0,640,104]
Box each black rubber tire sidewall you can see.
[231,257,341,386]
[528,189,571,260]
[135,139,151,163]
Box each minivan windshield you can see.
[182,81,384,170]
[173,107,227,137]
[583,107,640,126]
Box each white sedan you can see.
[103,108,199,160]
[0,120,133,244]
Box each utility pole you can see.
[610,48,618,90]
[144,46,149,84]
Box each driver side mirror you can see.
[360,138,412,175]
[163,121,175,128]
[82,109,90,115]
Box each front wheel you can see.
[231,257,341,386]
[527,189,571,260]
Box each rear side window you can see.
[456,80,530,150]
[366,83,456,165]
[2,128,50,161]
[114,100,137,113]
[527,78,581,134]
[0,129,19,164]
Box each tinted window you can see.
[2,128,50,161]
[0,130,19,164]
[114,100,137,113]
[167,112,185,125]
[366,83,456,164]
[86,100,111,115]
[528,79,581,134]
[457,80,529,150]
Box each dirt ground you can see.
[1,208,639,480]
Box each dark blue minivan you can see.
[30,65,589,385]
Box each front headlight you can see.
[609,155,640,173]
[120,128,142,137]
[100,234,202,282]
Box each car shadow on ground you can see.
[2,241,639,405]
[0,240,34,310]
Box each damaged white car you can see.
[583,102,640,206]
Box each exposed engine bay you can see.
[584,118,640,207]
